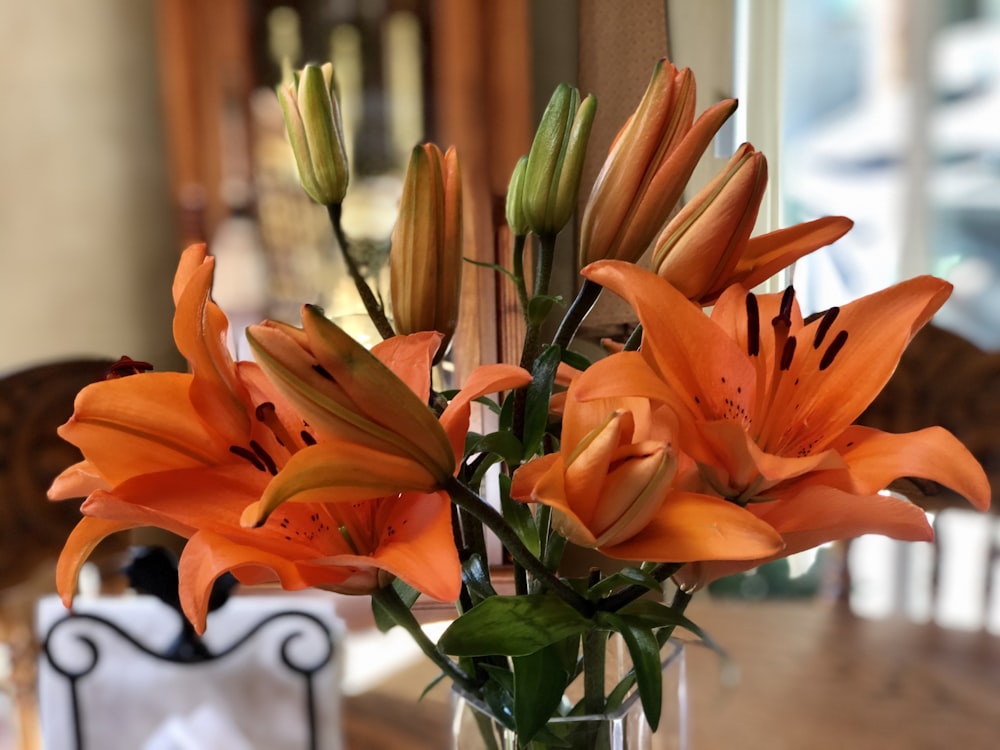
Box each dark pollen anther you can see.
[746,293,761,356]
[780,336,797,371]
[772,286,795,328]
[249,440,279,475]
[813,306,840,349]
[230,445,265,472]
[312,364,334,381]
[819,330,849,370]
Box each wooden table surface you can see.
[342,598,1000,749]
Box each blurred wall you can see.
[0,0,180,374]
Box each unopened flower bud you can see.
[505,156,529,236]
[522,84,597,237]
[390,144,463,362]
[277,62,350,205]
[652,143,766,303]
[580,59,737,267]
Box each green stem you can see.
[513,233,558,442]
[444,477,592,617]
[326,203,396,340]
[532,233,556,300]
[552,278,603,351]
[372,585,478,692]
[511,233,530,317]
[582,628,608,717]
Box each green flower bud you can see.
[276,62,350,205]
[522,84,597,236]
[505,156,529,236]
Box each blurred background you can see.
[1,0,1000,747]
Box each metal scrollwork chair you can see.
[38,594,342,750]
[0,358,121,749]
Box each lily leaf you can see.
[472,395,502,415]
[615,599,724,655]
[465,430,524,466]
[587,568,663,600]
[527,294,565,327]
[439,595,592,657]
[464,256,521,287]
[560,348,592,372]
[461,554,498,605]
[513,643,571,741]
[600,613,663,731]
[522,345,561,458]
[371,579,420,633]
[499,474,539,556]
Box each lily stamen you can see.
[255,401,304,451]
[812,306,840,349]
[819,330,849,371]
[745,292,760,357]
[249,440,279,475]
[229,445,267,472]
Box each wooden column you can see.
[156,0,255,246]
[428,0,534,379]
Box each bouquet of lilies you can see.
[49,58,990,746]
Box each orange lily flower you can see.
[579,59,737,267]
[510,379,783,563]
[576,261,991,584]
[650,143,852,305]
[49,245,527,631]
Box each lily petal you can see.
[439,364,532,460]
[179,529,340,634]
[728,216,853,295]
[371,331,442,403]
[308,492,461,603]
[599,491,783,562]
[582,261,756,424]
[766,275,952,455]
[56,517,137,606]
[833,425,991,511]
[172,245,252,444]
[55,373,231,486]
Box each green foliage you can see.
[461,554,500,606]
[439,595,592,657]
[586,568,663,600]
[522,345,561,458]
[499,473,540,557]
[598,614,663,731]
[371,579,420,633]
[513,644,573,740]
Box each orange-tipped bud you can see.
[652,143,767,303]
[579,59,737,267]
[389,144,463,362]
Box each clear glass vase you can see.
[451,640,687,750]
